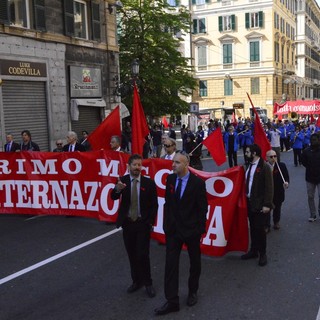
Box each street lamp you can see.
[131,59,139,79]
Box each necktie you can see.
[7,143,10,152]
[130,179,138,221]
[175,178,182,201]
[246,164,253,195]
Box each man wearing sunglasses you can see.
[53,140,64,152]
[266,150,289,231]
[161,138,176,160]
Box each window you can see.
[223,43,232,64]
[218,15,235,32]
[251,78,260,94]
[193,18,206,34]
[199,80,208,96]
[64,0,101,41]
[197,45,207,67]
[245,11,263,28]
[167,0,179,6]
[249,41,260,62]
[192,0,210,5]
[0,0,46,31]
[224,79,233,95]
[275,42,279,62]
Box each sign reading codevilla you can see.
[0,59,47,77]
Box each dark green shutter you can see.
[64,0,74,36]
[193,19,198,34]
[0,0,9,24]
[218,16,222,32]
[231,14,235,30]
[258,11,263,27]
[176,0,181,6]
[199,18,206,33]
[192,0,196,4]
[245,12,249,28]
[205,0,211,3]
[91,2,101,41]
[34,0,46,31]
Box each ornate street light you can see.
[131,59,139,79]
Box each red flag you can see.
[310,113,315,123]
[202,127,226,166]
[232,112,238,126]
[246,93,271,159]
[162,116,168,128]
[87,106,121,151]
[278,113,282,121]
[131,84,149,155]
[316,117,320,128]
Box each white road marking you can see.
[316,306,320,320]
[0,228,121,286]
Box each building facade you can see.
[0,0,119,151]
[191,0,320,121]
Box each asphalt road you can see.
[0,150,320,320]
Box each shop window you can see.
[0,0,46,31]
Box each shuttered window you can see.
[34,0,46,31]
[91,2,101,41]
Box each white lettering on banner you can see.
[202,205,227,247]
[62,159,82,174]
[154,169,172,190]
[205,177,233,197]
[100,183,119,215]
[141,166,149,177]
[0,180,15,207]
[153,197,165,234]
[85,182,99,211]
[32,181,50,208]
[0,160,11,174]
[31,159,58,175]
[97,159,119,177]
[16,181,31,208]
[50,181,69,209]
[16,159,27,174]
[69,181,85,209]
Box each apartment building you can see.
[0,0,119,150]
[191,0,320,121]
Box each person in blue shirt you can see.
[224,125,239,167]
[290,126,304,166]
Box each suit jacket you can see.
[111,174,158,228]
[272,162,289,204]
[248,158,274,212]
[164,172,208,239]
[63,143,86,152]
[4,142,20,152]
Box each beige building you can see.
[190,0,318,121]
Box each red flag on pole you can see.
[202,127,226,166]
[162,116,168,128]
[310,113,315,123]
[131,83,149,155]
[87,106,121,151]
[246,93,271,159]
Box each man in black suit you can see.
[62,131,85,152]
[265,150,289,231]
[4,133,20,152]
[111,154,158,298]
[241,144,274,267]
[155,151,208,316]
[20,130,40,151]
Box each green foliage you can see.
[117,0,197,116]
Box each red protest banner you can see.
[0,151,248,257]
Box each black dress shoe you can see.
[241,251,258,260]
[127,283,142,293]
[258,254,268,266]
[145,285,156,298]
[154,302,180,315]
[187,292,198,306]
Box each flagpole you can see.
[275,160,286,184]
[189,142,203,155]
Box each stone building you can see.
[0,0,120,150]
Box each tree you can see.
[117,0,197,116]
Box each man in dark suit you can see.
[4,133,20,152]
[20,130,40,151]
[111,154,158,298]
[154,151,208,316]
[62,131,85,152]
[241,144,274,266]
[266,150,289,231]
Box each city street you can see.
[0,150,320,320]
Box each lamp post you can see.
[131,59,139,83]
